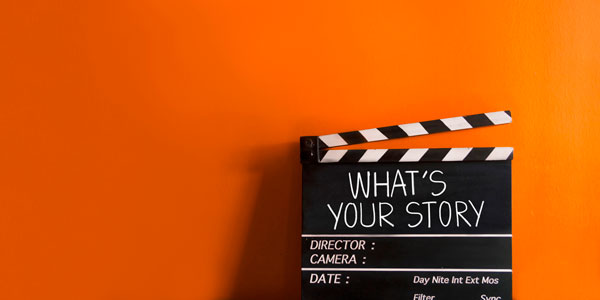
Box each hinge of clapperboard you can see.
[300,110,512,164]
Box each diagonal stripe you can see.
[377,125,408,139]
[442,148,473,161]
[464,147,494,161]
[464,114,494,127]
[398,123,428,136]
[320,150,347,163]
[485,147,514,160]
[359,149,388,162]
[359,128,388,142]
[338,131,367,145]
[380,149,408,162]
[485,111,513,125]
[441,117,473,131]
[400,148,428,162]
[319,134,347,148]
[339,150,365,163]
[319,149,329,160]
[420,119,450,134]
[420,148,451,161]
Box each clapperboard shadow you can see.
[228,142,302,300]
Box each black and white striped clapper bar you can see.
[300,111,512,300]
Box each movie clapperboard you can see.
[300,111,512,300]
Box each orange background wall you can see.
[1,1,599,299]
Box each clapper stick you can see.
[300,111,512,163]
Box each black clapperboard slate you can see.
[300,111,512,300]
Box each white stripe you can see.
[359,149,387,162]
[400,148,428,162]
[359,128,388,142]
[302,234,511,238]
[319,134,347,148]
[441,116,472,131]
[442,148,473,161]
[485,147,513,161]
[398,123,428,136]
[301,268,512,273]
[484,111,512,125]
[320,150,347,163]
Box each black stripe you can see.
[379,149,408,162]
[464,147,495,161]
[377,125,408,139]
[464,113,494,127]
[420,119,451,134]
[339,150,366,163]
[505,110,511,117]
[507,151,513,160]
[338,131,367,145]
[420,148,451,161]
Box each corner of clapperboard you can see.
[300,136,321,164]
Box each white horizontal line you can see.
[302,268,512,273]
[302,234,511,238]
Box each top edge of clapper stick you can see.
[317,110,511,149]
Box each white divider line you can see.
[302,234,512,238]
[301,268,513,273]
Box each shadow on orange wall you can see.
[228,143,302,299]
